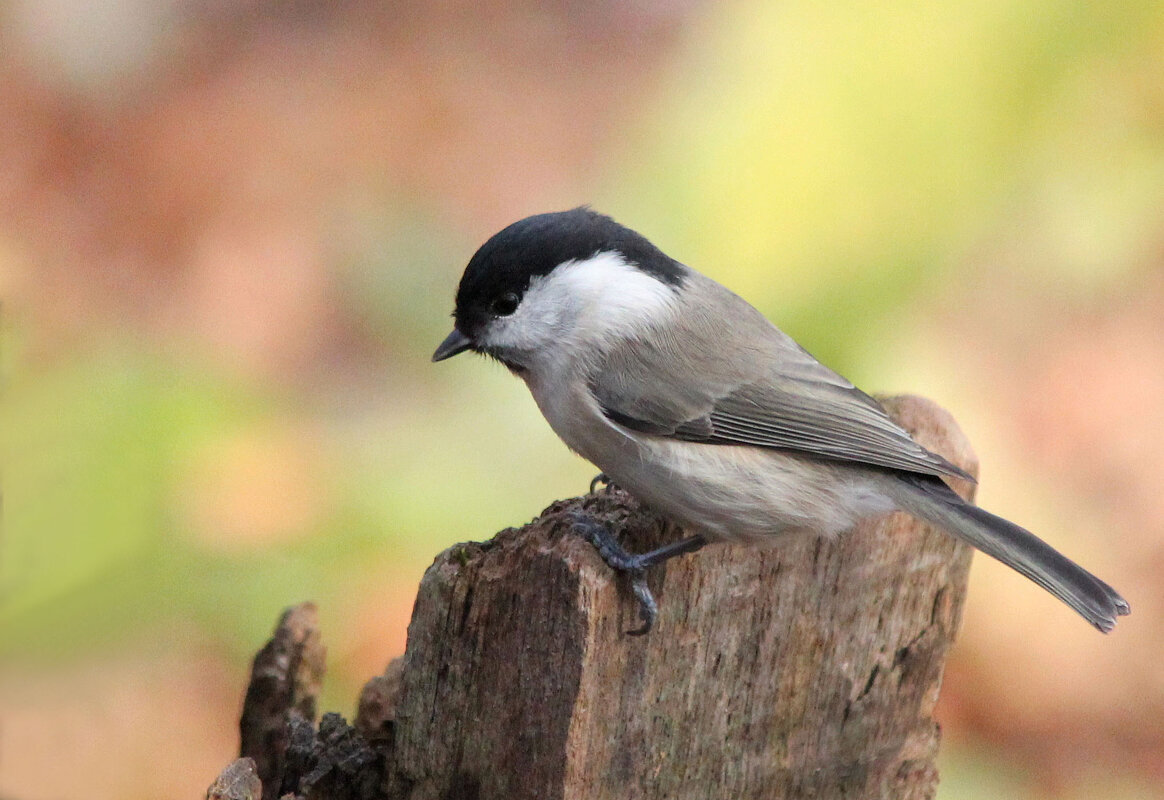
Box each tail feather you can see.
[897,476,1130,633]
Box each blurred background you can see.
[1,1,1162,797]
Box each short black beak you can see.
[432,329,474,362]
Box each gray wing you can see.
[590,276,973,481]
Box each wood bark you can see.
[215,394,978,800]
[238,602,327,800]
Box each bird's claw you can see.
[626,570,657,635]
[589,473,611,494]
[567,510,658,635]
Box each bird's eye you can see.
[492,292,520,316]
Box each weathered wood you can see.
[207,758,262,800]
[239,602,327,800]
[381,394,978,800]
[229,396,977,799]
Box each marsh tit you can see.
[433,208,1129,634]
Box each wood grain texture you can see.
[383,394,978,800]
[206,758,262,800]
[239,602,327,800]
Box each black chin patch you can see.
[477,345,526,374]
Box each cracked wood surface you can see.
[380,394,977,800]
[238,603,327,800]
[217,395,977,799]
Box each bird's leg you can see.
[589,473,611,494]
[567,511,709,571]
[566,510,707,635]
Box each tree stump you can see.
[216,394,978,800]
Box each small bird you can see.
[433,208,1130,634]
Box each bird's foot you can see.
[568,511,655,634]
[589,473,612,494]
[566,511,707,636]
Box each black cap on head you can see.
[450,208,684,336]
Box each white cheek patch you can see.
[486,251,680,355]
[549,251,680,329]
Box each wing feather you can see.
[588,275,973,481]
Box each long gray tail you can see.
[895,475,1130,633]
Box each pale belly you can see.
[526,373,897,542]
[607,437,897,541]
